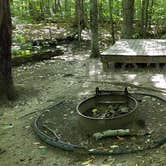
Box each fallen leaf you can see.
[116,136,125,141]
[1,124,13,130]
[110,145,119,149]
[82,159,93,166]
[33,142,40,145]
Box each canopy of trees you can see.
[11,0,166,39]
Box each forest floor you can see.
[0,28,166,165]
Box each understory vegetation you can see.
[11,0,166,58]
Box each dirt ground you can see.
[0,44,166,166]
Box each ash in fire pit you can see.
[83,103,130,119]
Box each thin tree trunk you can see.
[53,0,57,13]
[40,0,45,14]
[148,0,154,29]
[64,0,70,19]
[141,0,145,36]
[0,0,15,100]
[53,0,61,14]
[90,0,100,58]
[109,0,115,44]
[76,0,82,41]
[141,0,149,37]
[145,0,149,35]
[75,0,86,41]
[122,0,135,39]
[99,0,104,24]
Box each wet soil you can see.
[0,43,166,166]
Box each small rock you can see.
[20,159,25,162]
[120,107,128,113]
[152,98,156,101]
[63,74,74,77]
[33,142,40,145]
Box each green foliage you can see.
[152,2,166,25]
[12,34,32,57]
[11,0,166,40]
[11,0,166,26]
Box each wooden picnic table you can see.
[101,39,166,71]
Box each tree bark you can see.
[122,0,135,38]
[141,0,145,37]
[145,0,150,34]
[75,0,86,41]
[148,0,154,29]
[53,0,61,14]
[141,0,149,37]
[109,0,115,44]
[0,0,15,100]
[90,0,100,58]
[99,0,104,24]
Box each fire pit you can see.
[33,89,166,155]
[77,87,138,133]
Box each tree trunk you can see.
[145,0,149,34]
[141,0,145,37]
[40,0,45,13]
[53,0,61,14]
[90,0,100,58]
[75,0,86,41]
[122,0,135,38]
[141,0,149,38]
[64,0,71,19]
[148,0,154,29]
[0,0,15,100]
[99,0,104,24]
[109,0,115,44]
